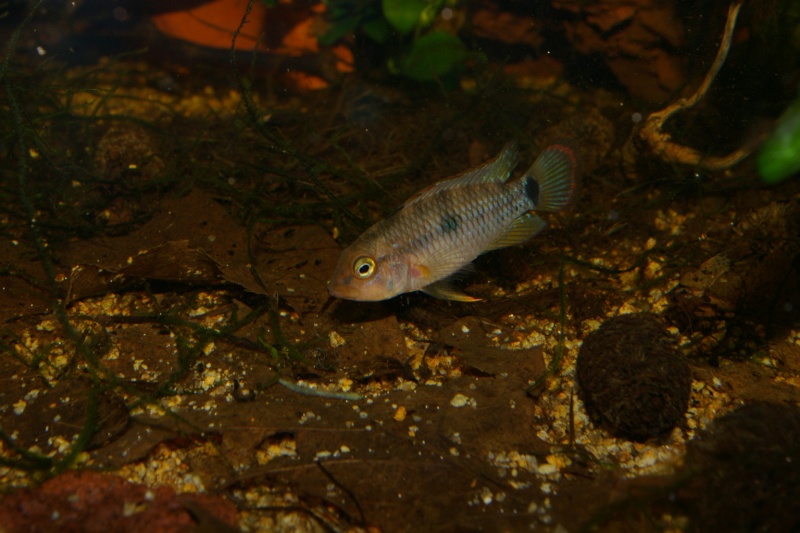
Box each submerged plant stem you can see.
[526,254,568,394]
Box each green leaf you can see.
[383,0,428,35]
[362,18,392,43]
[400,30,469,81]
[419,1,442,27]
[319,14,363,46]
[758,98,800,184]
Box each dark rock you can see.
[576,313,690,441]
[680,402,800,533]
[94,125,164,183]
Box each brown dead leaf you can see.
[0,378,129,454]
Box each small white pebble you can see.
[328,331,346,348]
[450,393,474,408]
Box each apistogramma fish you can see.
[328,142,577,302]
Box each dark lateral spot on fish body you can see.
[524,176,540,206]
[440,213,462,234]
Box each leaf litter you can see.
[0,32,799,533]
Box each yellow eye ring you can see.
[353,256,376,279]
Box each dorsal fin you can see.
[402,142,519,208]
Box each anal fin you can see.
[422,280,481,302]
[486,213,547,251]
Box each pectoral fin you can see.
[486,213,547,251]
[413,247,470,282]
[422,280,481,302]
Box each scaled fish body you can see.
[328,142,577,302]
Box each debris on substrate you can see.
[1,18,799,532]
[4,185,798,530]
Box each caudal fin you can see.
[523,145,577,212]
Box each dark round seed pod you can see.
[576,313,690,441]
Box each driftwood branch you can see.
[636,1,749,171]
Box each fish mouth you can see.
[327,279,384,302]
[327,279,359,301]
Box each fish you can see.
[327,142,577,302]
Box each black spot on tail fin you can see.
[524,145,577,212]
[524,176,540,205]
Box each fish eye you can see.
[353,256,376,279]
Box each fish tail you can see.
[523,145,577,212]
